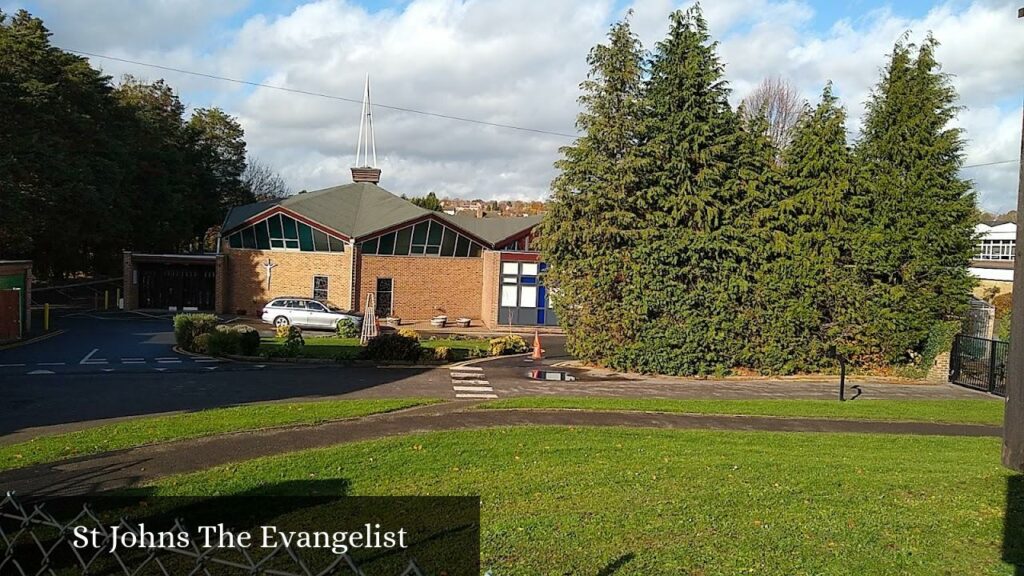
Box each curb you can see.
[0,329,67,351]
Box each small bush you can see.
[192,333,211,354]
[173,313,218,351]
[207,329,241,355]
[430,346,452,362]
[275,324,291,339]
[336,318,359,338]
[363,333,421,362]
[994,292,1013,319]
[281,326,305,356]
[397,328,420,341]
[489,334,528,356]
[467,348,488,359]
[238,329,261,355]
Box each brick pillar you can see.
[349,243,359,312]
[480,250,500,329]
[214,254,226,315]
[122,251,136,310]
[926,351,951,384]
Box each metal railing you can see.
[0,493,426,576]
[950,334,1008,396]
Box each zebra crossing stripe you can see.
[450,365,483,371]
[453,385,494,392]
[450,372,485,379]
[455,393,498,399]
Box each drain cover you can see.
[527,369,576,381]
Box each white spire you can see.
[355,74,376,168]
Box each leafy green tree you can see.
[189,107,249,212]
[855,36,977,364]
[611,5,740,375]
[752,84,866,372]
[538,14,646,363]
[409,191,443,211]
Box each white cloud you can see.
[21,0,1024,210]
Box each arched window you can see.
[226,213,346,253]
[360,219,482,257]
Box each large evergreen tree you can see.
[611,5,740,375]
[752,84,866,372]
[538,14,646,363]
[855,36,977,364]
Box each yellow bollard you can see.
[104,290,109,310]
[44,303,49,331]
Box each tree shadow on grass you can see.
[596,552,635,575]
[1005,475,1024,575]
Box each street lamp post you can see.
[1001,6,1024,471]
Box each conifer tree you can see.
[538,15,646,362]
[753,84,866,372]
[855,36,977,364]
[611,5,740,375]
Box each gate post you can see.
[988,339,999,394]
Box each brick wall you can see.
[355,255,483,321]
[224,247,353,316]
[480,250,500,328]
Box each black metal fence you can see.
[950,334,1008,396]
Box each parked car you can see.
[261,298,363,331]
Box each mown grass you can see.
[0,399,438,472]
[478,397,1005,425]
[259,336,490,360]
[150,426,1021,575]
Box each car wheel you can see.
[274,316,290,327]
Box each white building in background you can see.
[970,221,1016,295]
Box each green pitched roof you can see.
[222,182,540,247]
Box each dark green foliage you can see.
[336,318,359,338]
[362,333,421,362]
[206,329,241,356]
[609,6,741,375]
[0,10,265,279]
[407,192,443,211]
[544,7,977,376]
[238,329,261,356]
[538,13,646,364]
[280,326,305,356]
[751,85,867,373]
[854,36,978,365]
[173,313,219,351]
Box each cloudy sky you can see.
[5,0,1023,211]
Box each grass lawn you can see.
[0,398,438,472]
[478,397,1006,425]
[259,336,490,360]
[149,427,1021,575]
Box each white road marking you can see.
[450,379,490,386]
[157,360,181,364]
[27,370,55,375]
[450,372,486,379]
[0,363,27,367]
[79,348,99,364]
[205,366,218,370]
[155,357,179,361]
[154,368,166,372]
[450,366,483,372]
[102,368,115,372]
[455,393,498,399]
[83,360,108,365]
[37,362,65,366]
[194,358,222,363]
[453,386,494,392]
[255,365,266,369]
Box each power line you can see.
[962,159,1019,169]
[64,48,579,139]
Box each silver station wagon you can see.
[261,298,363,331]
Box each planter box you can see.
[430,316,448,328]
[455,318,471,328]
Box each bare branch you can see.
[741,76,806,154]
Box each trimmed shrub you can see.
[238,329,261,356]
[994,292,1013,319]
[489,334,528,356]
[207,329,241,355]
[397,328,420,341]
[336,318,359,338]
[363,333,421,362]
[192,333,211,354]
[281,326,305,356]
[173,313,218,351]
[431,346,452,362]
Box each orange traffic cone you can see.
[532,330,544,360]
